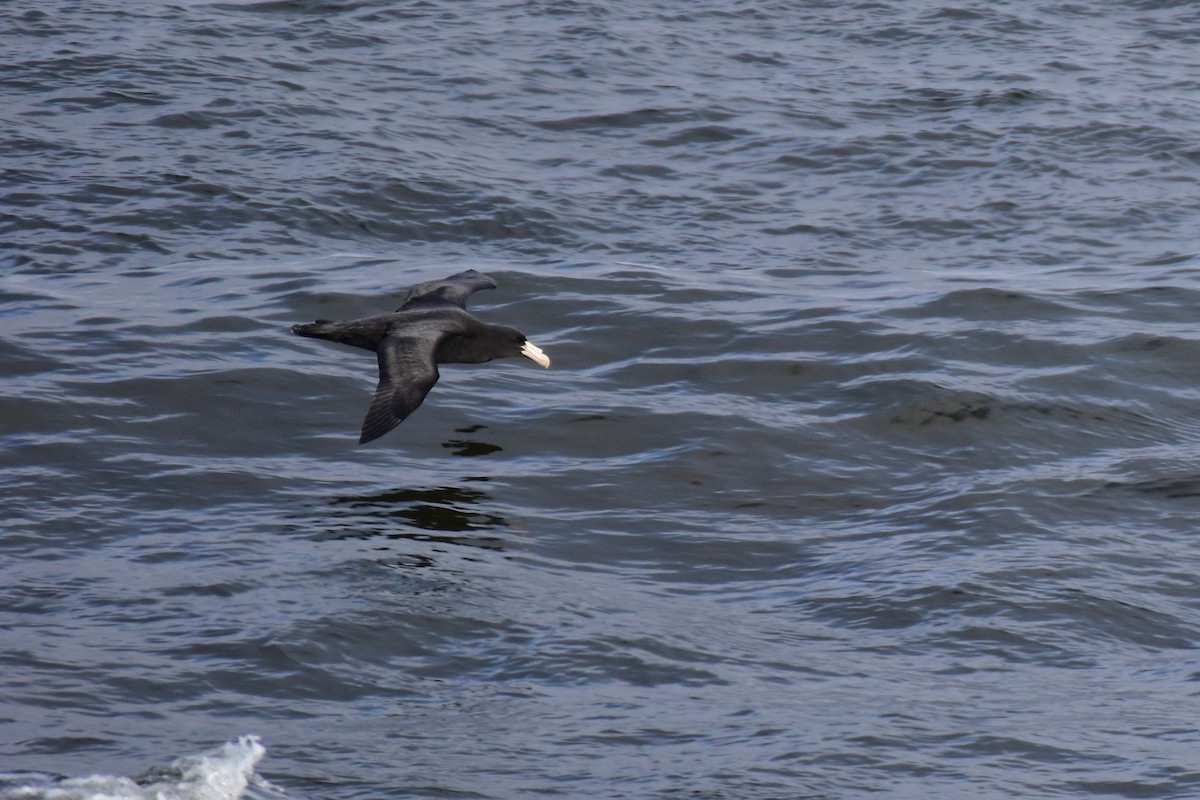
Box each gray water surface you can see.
[4,2,1200,798]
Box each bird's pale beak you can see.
[521,340,551,368]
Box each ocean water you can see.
[4,1,1200,798]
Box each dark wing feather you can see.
[359,334,441,444]
[397,269,497,311]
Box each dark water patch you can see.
[1104,475,1200,501]
[865,86,1048,117]
[1042,588,1198,651]
[327,181,571,246]
[494,640,727,688]
[886,389,995,425]
[214,0,381,16]
[534,107,733,133]
[645,125,748,147]
[600,163,678,180]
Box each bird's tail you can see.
[290,320,379,351]
[290,320,339,340]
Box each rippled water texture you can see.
[4,2,1200,799]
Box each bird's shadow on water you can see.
[292,428,515,557]
[441,424,503,457]
[321,483,509,545]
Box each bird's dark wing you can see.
[396,269,497,311]
[359,333,441,444]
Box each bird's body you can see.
[291,270,550,444]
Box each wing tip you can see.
[358,420,399,445]
[359,407,401,445]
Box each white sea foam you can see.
[2,736,269,800]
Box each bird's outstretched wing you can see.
[359,333,441,444]
[396,269,497,311]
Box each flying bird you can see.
[292,269,550,444]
